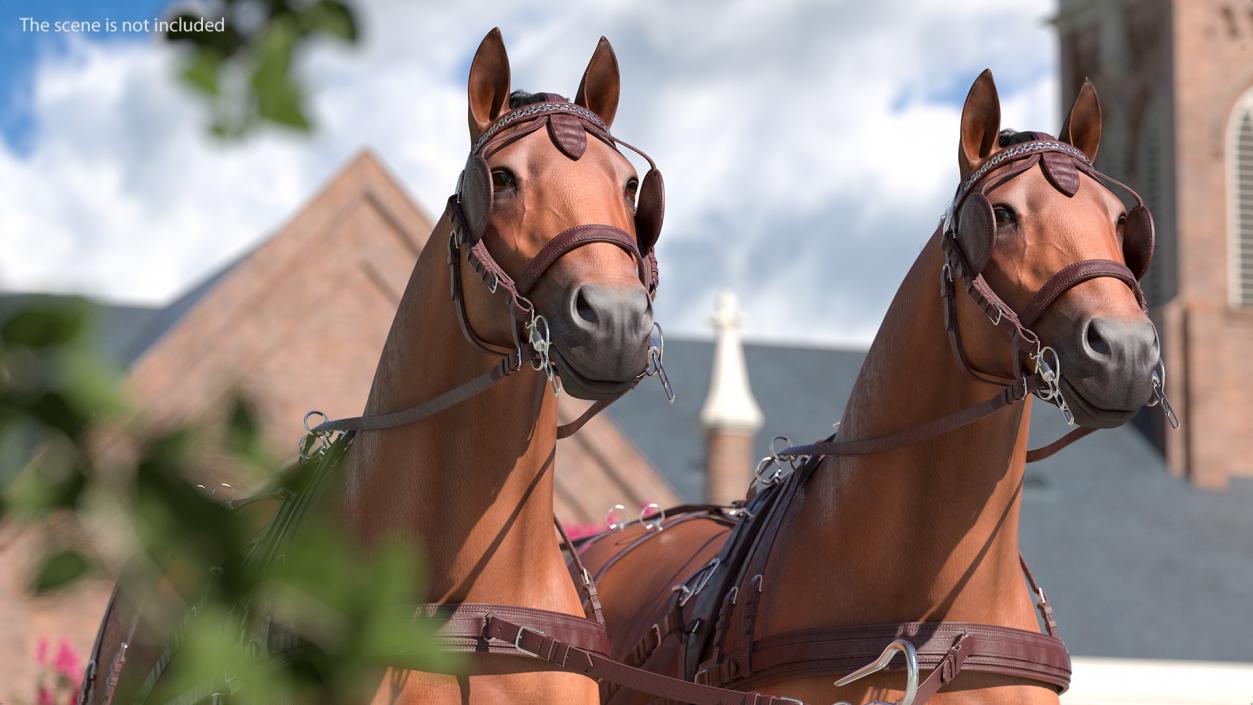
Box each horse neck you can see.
[340,214,575,609]
[769,228,1039,631]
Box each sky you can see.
[0,0,1060,346]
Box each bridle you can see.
[776,135,1178,465]
[300,96,671,451]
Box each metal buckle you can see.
[833,638,920,705]
[513,625,547,657]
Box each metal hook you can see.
[832,639,920,705]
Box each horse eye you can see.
[992,205,1016,227]
[1117,213,1128,228]
[625,178,639,200]
[491,169,516,190]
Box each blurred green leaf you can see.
[31,548,89,593]
[181,49,223,96]
[2,301,89,348]
[301,0,358,41]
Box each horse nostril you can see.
[1084,318,1111,358]
[574,286,598,325]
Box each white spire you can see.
[699,291,764,433]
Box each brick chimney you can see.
[700,291,764,505]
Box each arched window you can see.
[1231,88,1253,308]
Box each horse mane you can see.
[509,90,548,108]
[997,129,1037,147]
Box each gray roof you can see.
[608,337,1253,662]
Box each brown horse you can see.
[80,28,664,705]
[579,70,1165,705]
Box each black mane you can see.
[509,90,548,109]
[998,129,1038,147]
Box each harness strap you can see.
[1025,427,1095,463]
[554,517,606,627]
[311,354,524,435]
[477,614,802,705]
[420,603,610,658]
[778,377,1041,460]
[727,623,1069,695]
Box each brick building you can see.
[1055,0,1253,487]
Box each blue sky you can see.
[0,0,1059,345]
[1,0,171,151]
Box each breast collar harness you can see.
[301,97,671,451]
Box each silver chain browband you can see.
[471,101,610,155]
[959,140,1090,196]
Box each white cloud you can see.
[0,0,1059,346]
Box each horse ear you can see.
[958,69,1001,178]
[1060,78,1102,162]
[467,27,511,142]
[575,36,620,128]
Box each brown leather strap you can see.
[778,377,1040,460]
[735,622,1070,694]
[1019,259,1144,328]
[554,517,606,627]
[416,603,610,659]
[515,224,646,297]
[556,397,618,439]
[480,614,803,705]
[312,354,524,435]
[1025,427,1095,463]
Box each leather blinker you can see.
[1122,204,1154,279]
[635,168,665,254]
[957,192,995,274]
[459,154,493,243]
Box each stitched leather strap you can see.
[478,614,802,705]
[1019,259,1144,328]
[515,224,647,297]
[778,377,1041,460]
[733,623,1069,695]
[311,355,524,434]
[1025,427,1095,463]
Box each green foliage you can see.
[164,0,360,137]
[1,299,452,703]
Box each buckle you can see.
[513,625,547,657]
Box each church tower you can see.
[1056,0,1253,487]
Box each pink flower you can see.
[53,638,82,685]
[38,685,54,705]
[36,637,49,665]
